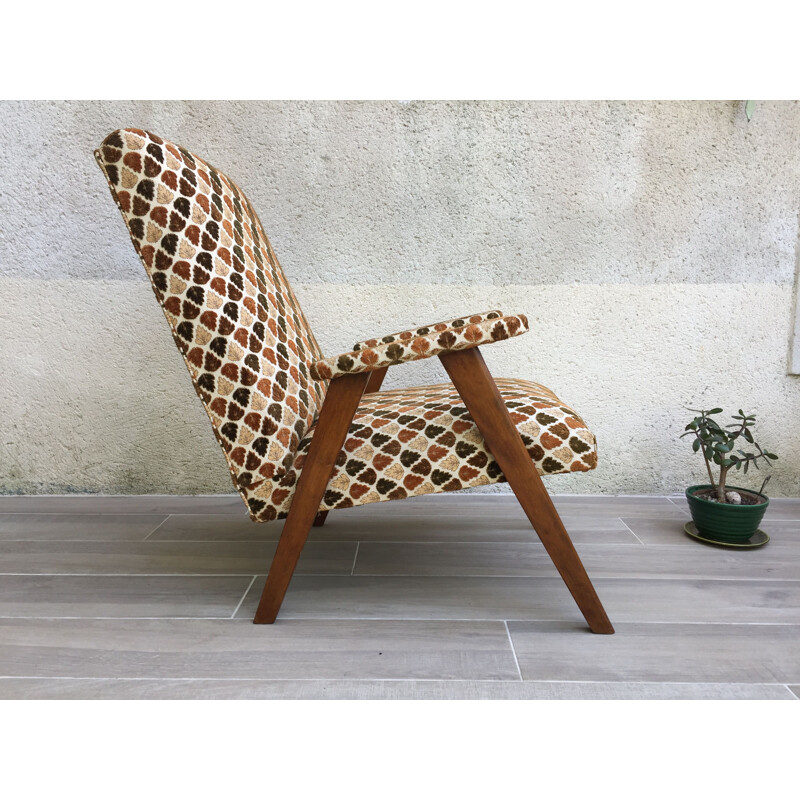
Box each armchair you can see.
[95,128,613,633]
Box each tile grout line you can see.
[2,573,800,582]
[0,512,248,518]
[230,576,258,619]
[4,617,800,624]
[503,621,523,681]
[0,677,794,685]
[1,541,754,547]
[665,497,691,516]
[313,574,800,582]
[351,542,361,576]
[143,515,172,541]
[619,518,646,545]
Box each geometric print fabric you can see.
[96,129,598,524]
[250,378,598,521]
[95,128,327,515]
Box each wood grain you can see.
[254,372,371,623]
[440,347,614,633]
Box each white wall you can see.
[2,100,799,496]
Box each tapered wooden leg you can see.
[307,368,388,532]
[253,372,371,623]
[440,347,614,634]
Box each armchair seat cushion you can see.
[247,378,597,521]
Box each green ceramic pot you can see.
[685,484,768,543]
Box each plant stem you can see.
[703,452,716,492]
[716,466,729,502]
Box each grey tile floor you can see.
[0,493,798,700]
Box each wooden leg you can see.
[307,368,387,532]
[439,348,614,634]
[253,372,371,623]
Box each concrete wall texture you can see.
[2,100,799,497]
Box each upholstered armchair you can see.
[95,129,613,633]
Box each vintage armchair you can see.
[95,129,614,633]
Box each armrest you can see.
[351,309,505,351]
[310,310,529,381]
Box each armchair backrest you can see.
[95,129,326,514]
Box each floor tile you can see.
[235,575,800,623]
[552,496,690,518]
[0,575,253,618]
[508,621,800,683]
[353,542,800,580]
[0,540,355,575]
[0,495,247,515]
[0,678,793,700]
[150,512,635,544]
[373,494,690,518]
[3,493,800,699]
[0,618,518,680]
[0,514,167,541]
[624,516,800,545]
[146,515,282,541]
[789,685,800,700]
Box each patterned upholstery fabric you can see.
[250,379,597,520]
[352,310,503,349]
[310,311,529,380]
[94,129,327,511]
[96,129,598,524]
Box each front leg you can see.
[439,347,614,634]
[253,372,371,623]
[309,366,389,531]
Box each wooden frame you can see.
[254,351,613,634]
[311,367,388,530]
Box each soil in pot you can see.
[692,488,764,505]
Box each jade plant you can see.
[681,408,778,503]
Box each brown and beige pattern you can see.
[95,129,598,525]
[311,311,529,381]
[249,378,597,520]
[352,310,504,350]
[95,128,327,519]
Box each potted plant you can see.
[680,408,778,544]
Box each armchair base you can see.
[255,348,613,633]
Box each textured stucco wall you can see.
[2,100,799,496]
